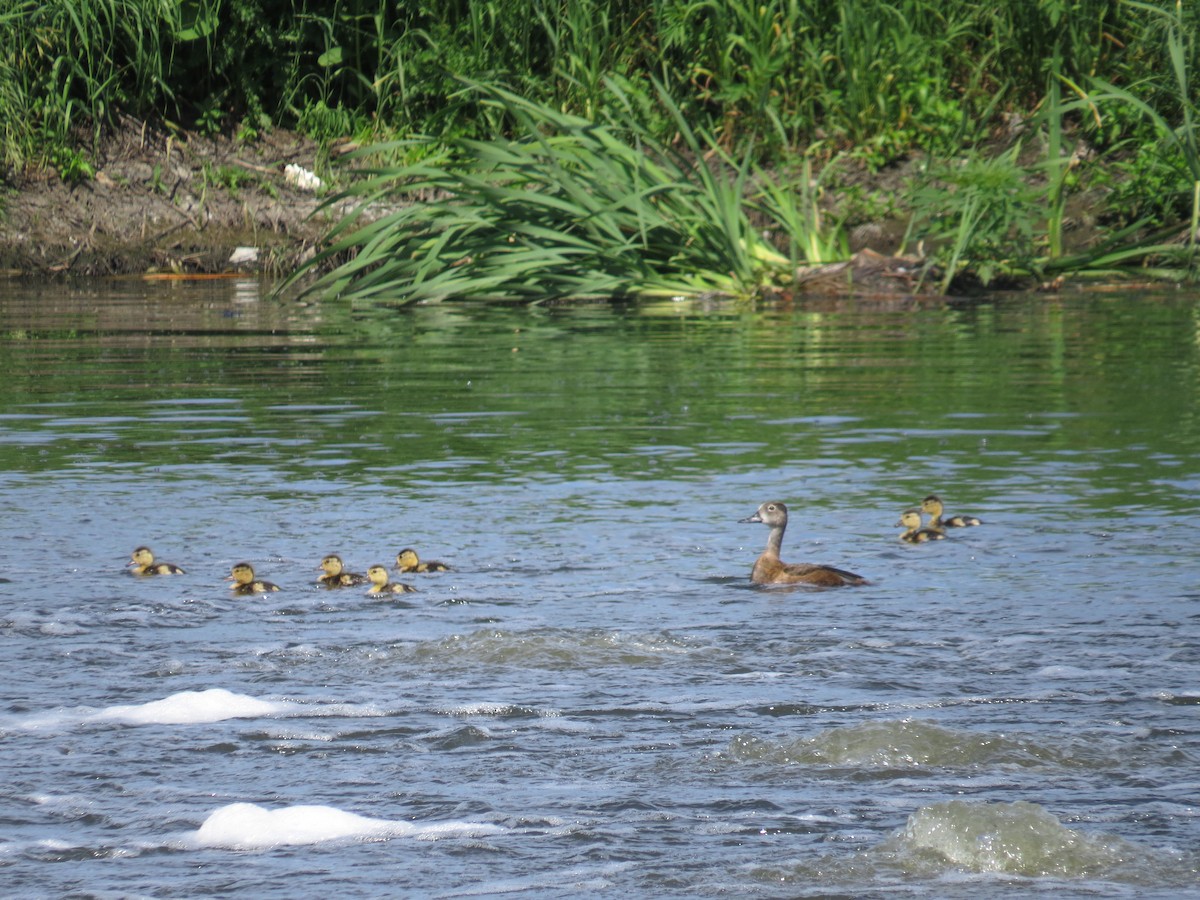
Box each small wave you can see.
[755,799,1195,888]
[900,799,1155,878]
[726,719,1065,768]
[418,627,712,670]
[188,802,503,850]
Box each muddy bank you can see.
[0,117,933,292]
[0,118,334,278]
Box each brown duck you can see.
[394,548,450,573]
[228,562,281,595]
[921,494,982,528]
[318,554,368,587]
[897,509,946,543]
[127,546,185,575]
[739,501,867,586]
[366,565,417,595]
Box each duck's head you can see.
[395,548,418,570]
[228,562,255,585]
[128,546,155,567]
[921,495,944,516]
[897,509,923,529]
[739,501,789,528]
[367,565,390,586]
[319,555,345,576]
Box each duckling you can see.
[897,508,946,543]
[739,501,868,587]
[921,494,982,528]
[127,546,185,575]
[394,548,450,573]
[318,554,368,587]
[228,562,280,595]
[366,565,417,595]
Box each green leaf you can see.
[318,46,344,68]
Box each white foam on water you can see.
[189,802,504,850]
[1,689,396,735]
[88,688,292,725]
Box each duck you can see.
[228,562,280,595]
[318,554,368,587]
[739,501,868,586]
[127,546,185,575]
[897,508,946,543]
[366,565,417,595]
[394,548,450,573]
[921,494,982,528]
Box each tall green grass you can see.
[7,1,1200,288]
[285,80,844,303]
[0,1,1175,169]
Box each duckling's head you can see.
[367,565,390,586]
[898,509,923,529]
[739,501,789,528]
[129,546,155,567]
[921,494,944,515]
[228,562,255,586]
[395,548,418,570]
[319,554,345,576]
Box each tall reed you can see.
[286,79,843,303]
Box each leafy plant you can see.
[286,78,846,304]
[905,147,1042,291]
[1085,2,1200,221]
[48,144,95,183]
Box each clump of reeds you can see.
[287,80,845,303]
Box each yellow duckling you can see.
[228,562,280,595]
[127,546,185,575]
[897,509,946,543]
[739,501,868,587]
[921,494,982,528]
[366,565,417,595]
[395,548,450,573]
[318,554,367,587]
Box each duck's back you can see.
[942,513,982,527]
[752,554,866,586]
[234,580,280,595]
[901,528,945,544]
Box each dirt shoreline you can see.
[0,119,335,279]
[0,118,943,293]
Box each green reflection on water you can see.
[1,282,1198,505]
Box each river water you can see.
[0,279,1197,898]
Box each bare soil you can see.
[0,117,334,278]
[0,116,941,292]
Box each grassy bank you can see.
[4,1,1200,296]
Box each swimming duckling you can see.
[394,548,449,573]
[366,565,417,595]
[897,508,946,543]
[318,554,368,587]
[739,501,868,587]
[228,562,280,595]
[921,494,982,528]
[127,546,185,575]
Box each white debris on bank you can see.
[284,164,323,192]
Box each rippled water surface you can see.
[1,280,1198,897]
